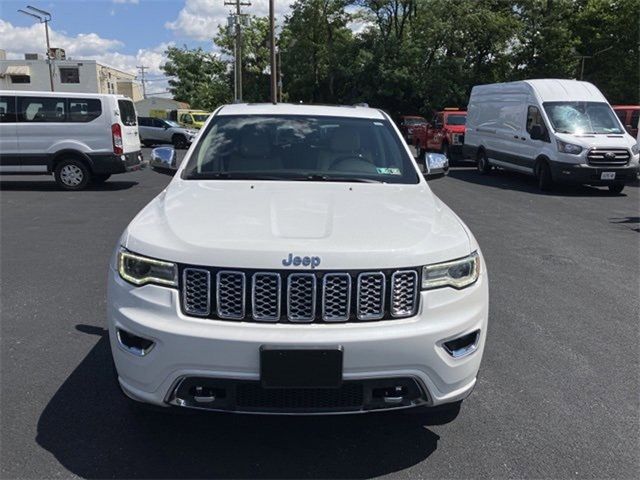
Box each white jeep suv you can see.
[108,103,488,415]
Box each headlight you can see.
[557,140,583,155]
[632,143,639,155]
[118,248,177,287]
[422,252,480,290]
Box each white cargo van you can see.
[0,91,144,190]
[463,79,640,193]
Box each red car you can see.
[612,105,639,138]
[398,115,428,142]
[414,108,466,160]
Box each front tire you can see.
[536,161,553,191]
[477,150,491,174]
[608,183,624,194]
[54,159,91,190]
[172,134,187,149]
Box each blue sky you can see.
[0,0,299,93]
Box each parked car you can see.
[0,91,144,190]
[463,79,640,193]
[398,115,428,142]
[138,116,197,149]
[149,108,211,130]
[414,108,466,161]
[108,103,487,417]
[612,105,639,138]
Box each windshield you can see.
[165,120,181,128]
[193,114,209,122]
[183,114,419,184]
[446,114,466,126]
[543,102,623,134]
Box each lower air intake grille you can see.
[236,383,364,411]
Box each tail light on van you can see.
[112,123,123,155]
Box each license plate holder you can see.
[260,346,343,388]
[601,172,616,180]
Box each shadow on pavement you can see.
[0,180,138,192]
[447,166,629,197]
[36,326,440,479]
[609,216,640,232]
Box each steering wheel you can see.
[329,155,377,173]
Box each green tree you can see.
[162,46,232,110]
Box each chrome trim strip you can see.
[182,268,211,316]
[390,270,419,318]
[251,272,281,322]
[322,273,351,322]
[443,330,481,359]
[356,271,386,321]
[286,273,317,322]
[216,270,246,320]
[116,329,155,357]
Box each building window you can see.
[60,67,80,84]
[10,75,30,84]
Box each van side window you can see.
[68,98,101,122]
[0,96,17,123]
[18,97,66,122]
[526,106,549,141]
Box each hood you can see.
[124,180,471,270]
[555,132,637,149]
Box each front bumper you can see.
[107,264,488,414]
[549,160,639,185]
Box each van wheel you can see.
[172,135,187,149]
[54,159,91,190]
[536,161,553,191]
[92,174,111,184]
[608,183,624,194]
[477,150,491,174]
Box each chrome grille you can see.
[587,148,630,166]
[322,273,351,321]
[391,271,419,317]
[287,273,316,322]
[180,267,419,323]
[357,272,386,320]
[252,273,281,321]
[216,271,246,319]
[183,268,211,316]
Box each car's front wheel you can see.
[477,150,491,174]
[54,159,91,190]
[172,134,188,149]
[608,183,624,194]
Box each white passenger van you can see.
[0,91,144,190]
[108,103,487,417]
[463,79,640,193]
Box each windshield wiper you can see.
[188,172,290,181]
[297,174,382,183]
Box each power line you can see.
[136,65,148,98]
[224,0,251,102]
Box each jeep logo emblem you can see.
[282,253,321,269]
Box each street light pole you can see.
[18,5,54,91]
[577,46,613,81]
[269,0,277,104]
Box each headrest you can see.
[330,128,360,152]
[239,129,270,158]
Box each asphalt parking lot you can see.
[1,149,638,479]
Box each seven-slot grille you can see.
[181,267,420,323]
[587,148,630,166]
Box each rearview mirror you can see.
[150,147,177,175]
[530,125,543,140]
[424,152,448,180]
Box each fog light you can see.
[443,330,480,358]
[116,329,155,356]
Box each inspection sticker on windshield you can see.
[377,167,401,175]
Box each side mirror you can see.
[530,125,543,140]
[424,152,449,180]
[163,125,169,130]
[150,147,177,175]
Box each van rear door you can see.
[117,99,140,153]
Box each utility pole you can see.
[137,65,148,98]
[225,0,251,102]
[18,5,53,91]
[269,0,277,103]
[576,46,613,80]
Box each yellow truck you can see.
[149,108,211,130]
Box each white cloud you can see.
[166,0,296,41]
[0,19,171,95]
